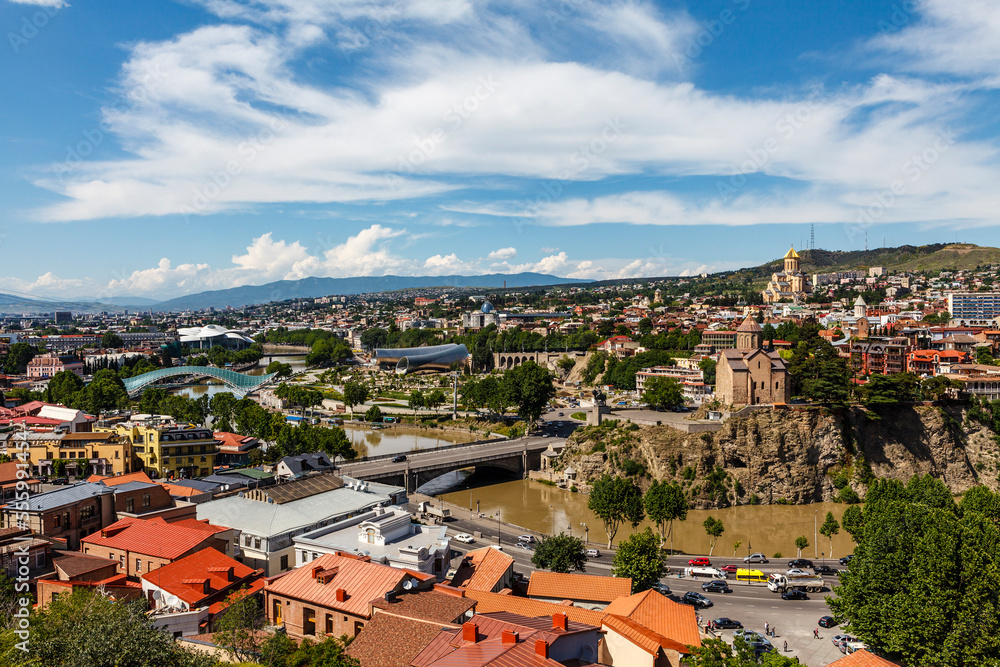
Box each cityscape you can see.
[2,2,1000,667]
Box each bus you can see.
[736,568,768,583]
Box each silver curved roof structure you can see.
[373,343,469,374]
[122,366,276,397]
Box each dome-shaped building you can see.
[481,301,495,313]
[463,301,501,330]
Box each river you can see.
[343,424,477,459]
[436,471,857,559]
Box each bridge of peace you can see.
[122,366,277,397]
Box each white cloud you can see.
[230,232,312,275]
[487,247,516,260]
[7,0,66,6]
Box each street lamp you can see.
[476,499,480,517]
[581,522,588,545]
[497,510,502,546]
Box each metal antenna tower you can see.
[810,223,815,250]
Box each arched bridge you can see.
[122,366,276,397]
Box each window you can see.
[135,558,141,572]
[254,538,261,550]
[280,555,288,570]
[142,494,150,508]
[244,535,251,547]
[53,515,61,528]
[80,505,95,519]
[326,614,333,634]
[119,554,125,565]
[125,498,134,513]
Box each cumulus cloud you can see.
[487,247,516,260]
[8,0,66,6]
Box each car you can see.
[585,548,601,558]
[651,582,671,596]
[839,554,855,566]
[845,641,870,654]
[681,592,712,608]
[785,568,810,576]
[787,559,814,569]
[719,564,739,574]
[710,617,743,630]
[518,535,536,544]
[814,565,839,575]
[541,433,550,437]
[818,616,837,628]
[558,412,564,416]
[392,454,407,462]
[743,553,768,563]
[454,533,475,544]
[702,580,731,593]
[781,590,808,600]
[51,478,69,485]
[733,630,764,644]
[516,541,534,550]
[688,557,711,567]
[832,634,854,648]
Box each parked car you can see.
[845,641,870,654]
[518,535,536,544]
[785,568,810,576]
[787,559,814,569]
[818,616,837,628]
[454,533,475,544]
[719,564,739,574]
[585,549,601,558]
[711,617,743,630]
[51,478,69,485]
[781,590,808,600]
[733,630,764,644]
[681,592,713,608]
[392,454,407,462]
[688,557,711,567]
[814,565,839,575]
[839,554,854,566]
[832,634,854,648]
[702,580,731,593]
[743,553,768,564]
[651,582,671,596]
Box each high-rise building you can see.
[947,292,1000,325]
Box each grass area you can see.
[571,412,586,420]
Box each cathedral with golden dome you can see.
[762,246,812,304]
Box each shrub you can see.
[621,459,645,477]
[773,552,783,558]
[837,487,862,504]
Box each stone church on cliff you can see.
[716,315,791,406]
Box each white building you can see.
[293,507,451,579]
[177,324,254,350]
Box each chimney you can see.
[502,630,518,645]
[534,639,549,658]
[312,565,323,579]
[462,621,478,643]
[335,588,347,602]
[552,612,567,631]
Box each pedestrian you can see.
[814,628,819,639]
[764,621,769,635]
[771,626,776,637]
[783,640,788,652]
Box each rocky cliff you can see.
[557,404,1000,508]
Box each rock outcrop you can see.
[557,404,1000,509]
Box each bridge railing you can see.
[355,447,539,478]
[339,435,514,466]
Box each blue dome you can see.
[481,301,495,313]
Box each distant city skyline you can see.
[1,0,998,300]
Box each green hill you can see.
[760,243,1000,275]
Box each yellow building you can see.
[762,247,812,304]
[11,432,134,478]
[96,416,220,480]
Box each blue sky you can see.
[1,0,999,300]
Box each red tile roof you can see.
[449,547,514,592]
[462,591,605,627]
[80,517,224,560]
[347,612,453,667]
[603,589,701,649]
[141,547,260,606]
[369,589,476,623]
[264,553,410,618]
[826,650,900,666]
[527,571,632,603]
[90,471,153,486]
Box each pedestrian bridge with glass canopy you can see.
[122,366,276,397]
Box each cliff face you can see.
[559,405,1000,508]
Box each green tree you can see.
[642,376,684,410]
[212,587,265,663]
[794,536,809,558]
[557,355,576,373]
[426,388,447,414]
[829,477,1000,666]
[12,589,215,666]
[860,372,920,407]
[788,338,851,405]
[364,405,383,422]
[265,360,293,378]
[819,511,840,559]
[48,370,85,405]
[100,332,124,349]
[841,504,864,543]
[686,637,803,666]
[503,361,556,426]
[699,357,717,385]
[703,516,724,556]
[612,527,665,593]
[408,389,425,417]
[360,327,388,350]
[531,533,587,573]
[3,343,38,374]
[644,480,688,554]
[588,475,645,548]
[342,380,369,418]
[80,369,129,414]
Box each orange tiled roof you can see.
[603,589,701,649]
[265,553,409,618]
[158,483,206,497]
[826,649,900,666]
[91,471,153,487]
[80,517,223,560]
[451,547,515,592]
[603,613,691,655]
[462,590,605,627]
[527,571,632,603]
[140,547,260,606]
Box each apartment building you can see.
[96,415,219,479]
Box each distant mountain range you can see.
[151,273,588,311]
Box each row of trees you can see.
[460,361,556,424]
[587,476,690,549]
